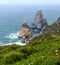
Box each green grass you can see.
[0,34,60,65]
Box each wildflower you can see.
[56,53,59,55]
[31,62,33,64]
[41,56,45,59]
[56,44,57,46]
[28,63,30,65]
[55,50,58,52]
[26,60,28,62]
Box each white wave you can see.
[4,32,28,46]
[5,32,19,39]
[4,43,13,46]
[4,40,27,46]
[14,41,27,46]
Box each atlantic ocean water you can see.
[0,4,60,45]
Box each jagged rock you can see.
[40,26,57,34]
[31,10,48,31]
[18,19,33,43]
[52,17,60,27]
[40,17,60,34]
[51,17,60,34]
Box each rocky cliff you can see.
[18,19,33,43]
[31,10,48,31]
[18,11,60,43]
[40,17,60,34]
[51,17,60,34]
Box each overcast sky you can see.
[0,0,60,4]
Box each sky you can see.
[0,0,60,5]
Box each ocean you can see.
[0,4,60,46]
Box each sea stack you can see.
[18,18,33,43]
[31,10,48,31]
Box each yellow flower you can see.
[31,62,33,64]
[56,44,57,46]
[26,60,28,62]
[55,50,58,52]
[56,53,59,55]
[41,56,45,59]
[28,63,30,65]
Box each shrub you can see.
[57,62,60,65]
[18,48,31,59]
[2,52,21,64]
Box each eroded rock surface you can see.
[40,17,60,34]
[18,19,33,43]
[31,10,48,31]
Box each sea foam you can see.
[4,40,27,46]
[5,32,19,39]
[14,41,27,45]
[3,31,30,46]
[4,32,27,46]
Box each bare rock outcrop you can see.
[31,10,48,31]
[18,19,33,43]
[40,17,60,34]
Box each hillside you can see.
[0,33,60,65]
[0,16,60,65]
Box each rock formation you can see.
[40,17,60,34]
[31,10,48,31]
[18,19,33,43]
[18,10,60,43]
[51,17,60,34]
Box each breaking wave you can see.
[5,32,19,39]
[14,41,27,45]
[4,32,28,46]
[4,41,27,46]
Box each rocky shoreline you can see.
[18,10,60,43]
[18,10,48,43]
[18,18,33,43]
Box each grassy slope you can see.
[0,34,60,65]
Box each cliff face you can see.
[40,17,60,34]
[51,17,60,34]
[31,10,48,31]
[18,19,33,43]
[52,17,60,27]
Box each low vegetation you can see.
[0,34,60,65]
